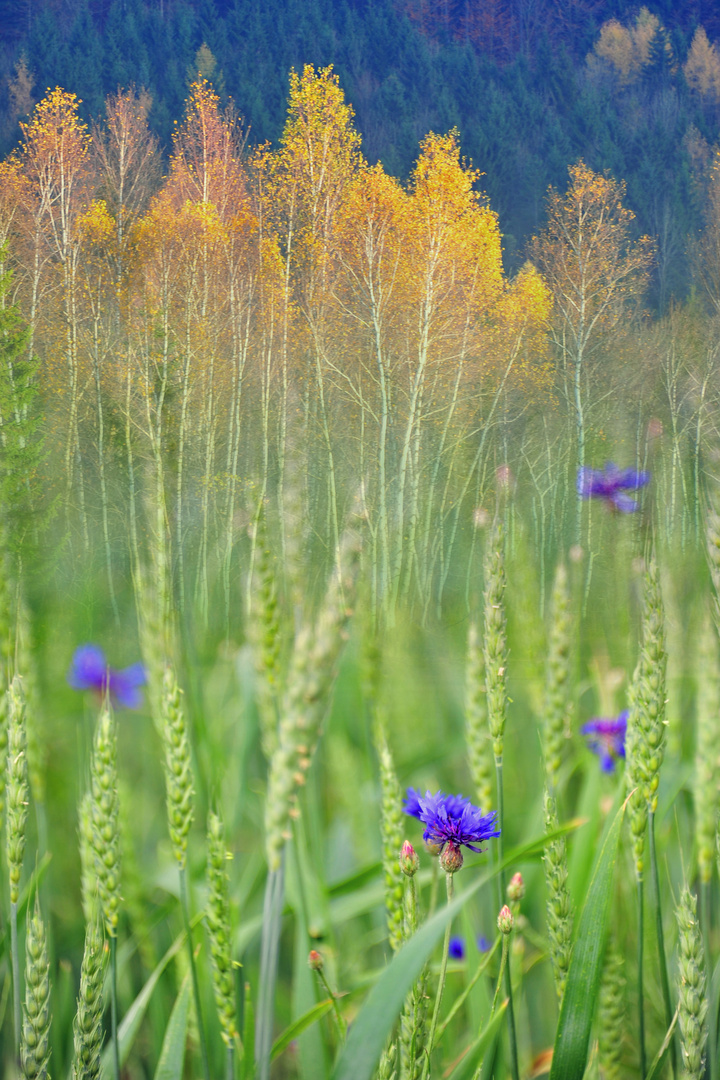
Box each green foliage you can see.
[549,797,625,1080]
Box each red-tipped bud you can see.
[497,905,514,934]
[439,843,464,874]
[400,841,419,877]
[308,949,323,971]
[507,872,524,903]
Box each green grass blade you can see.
[548,797,626,1080]
[153,974,191,1080]
[331,820,586,1080]
[0,852,51,963]
[645,1004,679,1080]
[242,982,255,1080]
[100,911,203,1078]
[331,868,492,1080]
[271,998,334,1061]
[444,999,508,1080]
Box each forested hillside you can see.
[3,0,720,302]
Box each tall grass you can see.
[0,370,717,1080]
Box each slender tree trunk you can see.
[91,306,119,622]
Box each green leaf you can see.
[331,820,587,1080]
[328,862,383,897]
[549,796,626,1080]
[645,1004,679,1080]
[271,998,335,1061]
[242,981,255,1080]
[331,870,494,1080]
[0,852,51,963]
[100,911,203,1079]
[153,974,191,1080]
[444,999,508,1080]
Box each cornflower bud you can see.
[399,841,419,877]
[507,872,524,904]
[498,905,514,934]
[308,950,323,971]
[440,842,463,874]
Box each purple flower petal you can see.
[416,790,500,857]
[617,468,650,490]
[108,663,147,709]
[448,936,465,960]
[582,712,628,772]
[68,645,146,709]
[576,466,600,498]
[577,462,650,511]
[403,788,424,819]
[68,644,109,692]
[610,492,639,514]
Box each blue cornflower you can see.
[403,787,470,820]
[448,936,465,960]
[414,791,500,872]
[581,711,628,773]
[577,462,650,514]
[477,935,491,953]
[403,788,424,818]
[68,644,147,710]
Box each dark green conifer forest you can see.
[3,0,720,302]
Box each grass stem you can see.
[256,858,285,1080]
[504,932,520,1080]
[648,811,676,1078]
[638,875,646,1080]
[316,965,347,1045]
[10,898,20,1061]
[437,936,500,1041]
[472,937,508,1080]
[179,864,211,1080]
[420,872,454,1080]
[494,754,518,1079]
[110,933,120,1080]
[494,756,505,912]
[701,878,717,1080]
